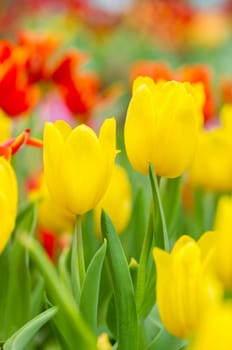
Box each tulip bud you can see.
[43,118,117,215]
[153,234,221,338]
[124,77,199,178]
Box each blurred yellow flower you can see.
[43,118,117,215]
[188,128,232,192]
[0,157,18,253]
[94,164,132,237]
[153,234,221,338]
[220,103,232,132]
[124,77,199,178]
[190,301,232,350]
[28,172,75,234]
[213,196,232,289]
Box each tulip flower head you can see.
[153,234,221,338]
[43,118,117,216]
[0,156,18,253]
[124,77,199,178]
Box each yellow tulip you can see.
[153,234,221,339]
[28,172,75,234]
[94,164,132,237]
[43,118,116,215]
[124,77,199,178]
[188,128,232,192]
[0,157,18,253]
[213,196,232,289]
[190,302,232,350]
[220,103,232,132]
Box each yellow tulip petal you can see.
[153,247,183,337]
[152,88,198,177]
[61,125,106,214]
[54,120,72,141]
[198,231,215,262]
[132,76,157,95]
[0,157,17,213]
[171,235,195,256]
[0,192,15,253]
[43,122,65,204]
[99,117,117,184]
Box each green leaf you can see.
[15,203,37,237]
[79,240,106,332]
[129,187,147,261]
[135,207,154,317]
[101,211,138,350]
[139,263,156,319]
[144,318,161,350]
[0,246,10,341]
[58,248,72,291]
[106,295,117,339]
[30,276,44,318]
[3,307,57,350]
[149,328,186,350]
[4,203,37,338]
[71,216,86,303]
[144,307,186,350]
[71,223,80,302]
[19,235,97,350]
[149,164,169,251]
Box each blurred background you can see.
[2,0,232,211]
[2,0,232,123]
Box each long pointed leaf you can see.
[3,307,57,350]
[19,235,97,350]
[80,240,106,332]
[149,164,169,251]
[4,204,37,338]
[135,206,154,317]
[101,211,138,350]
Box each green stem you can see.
[135,206,153,317]
[149,163,169,251]
[71,216,86,301]
[76,216,86,288]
